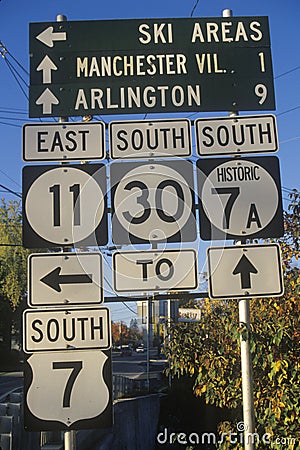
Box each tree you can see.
[0,199,30,351]
[128,318,143,345]
[164,190,300,449]
[111,321,130,347]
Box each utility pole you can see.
[57,13,77,450]
[222,9,255,450]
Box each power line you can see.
[275,66,300,79]
[0,184,21,198]
[190,0,200,17]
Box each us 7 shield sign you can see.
[197,156,283,240]
[24,349,113,431]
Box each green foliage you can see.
[165,191,300,450]
[0,199,30,309]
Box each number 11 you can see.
[49,183,81,227]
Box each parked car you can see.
[135,346,145,353]
[120,346,133,357]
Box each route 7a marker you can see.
[24,349,113,431]
[207,244,284,299]
[197,156,284,240]
[23,307,111,353]
[23,121,106,162]
[113,249,198,293]
[28,253,103,307]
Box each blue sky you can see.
[0,0,299,324]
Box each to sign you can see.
[195,114,278,156]
[109,118,191,159]
[113,249,198,293]
[22,164,108,248]
[197,156,283,240]
[23,121,106,162]
[23,307,111,353]
[24,349,113,430]
[28,252,103,307]
[207,243,284,299]
[29,17,275,117]
[110,160,196,244]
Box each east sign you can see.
[29,16,275,117]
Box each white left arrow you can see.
[36,55,58,84]
[35,88,59,114]
[36,27,67,48]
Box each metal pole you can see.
[222,8,255,449]
[239,299,255,449]
[146,296,151,391]
[57,12,76,450]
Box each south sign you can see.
[29,17,275,117]
[23,307,111,353]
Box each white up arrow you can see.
[36,55,58,84]
[35,88,59,114]
[36,27,67,48]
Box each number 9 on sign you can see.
[110,160,196,244]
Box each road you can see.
[0,371,23,401]
[112,349,167,379]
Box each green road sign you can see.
[29,16,275,117]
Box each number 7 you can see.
[211,187,240,229]
[53,361,83,408]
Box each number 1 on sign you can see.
[49,183,81,227]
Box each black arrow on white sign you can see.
[232,254,258,289]
[40,267,93,292]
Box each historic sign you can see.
[29,17,275,117]
[197,156,283,240]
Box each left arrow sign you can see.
[40,267,93,293]
[232,254,258,289]
[35,88,59,114]
[36,27,67,47]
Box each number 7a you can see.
[53,361,83,408]
[211,187,240,229]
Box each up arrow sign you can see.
[40,267,93,293]
[36,26,67,48]
[232,254,258,289]
[36,55,58,84]
[35,88,59,114]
